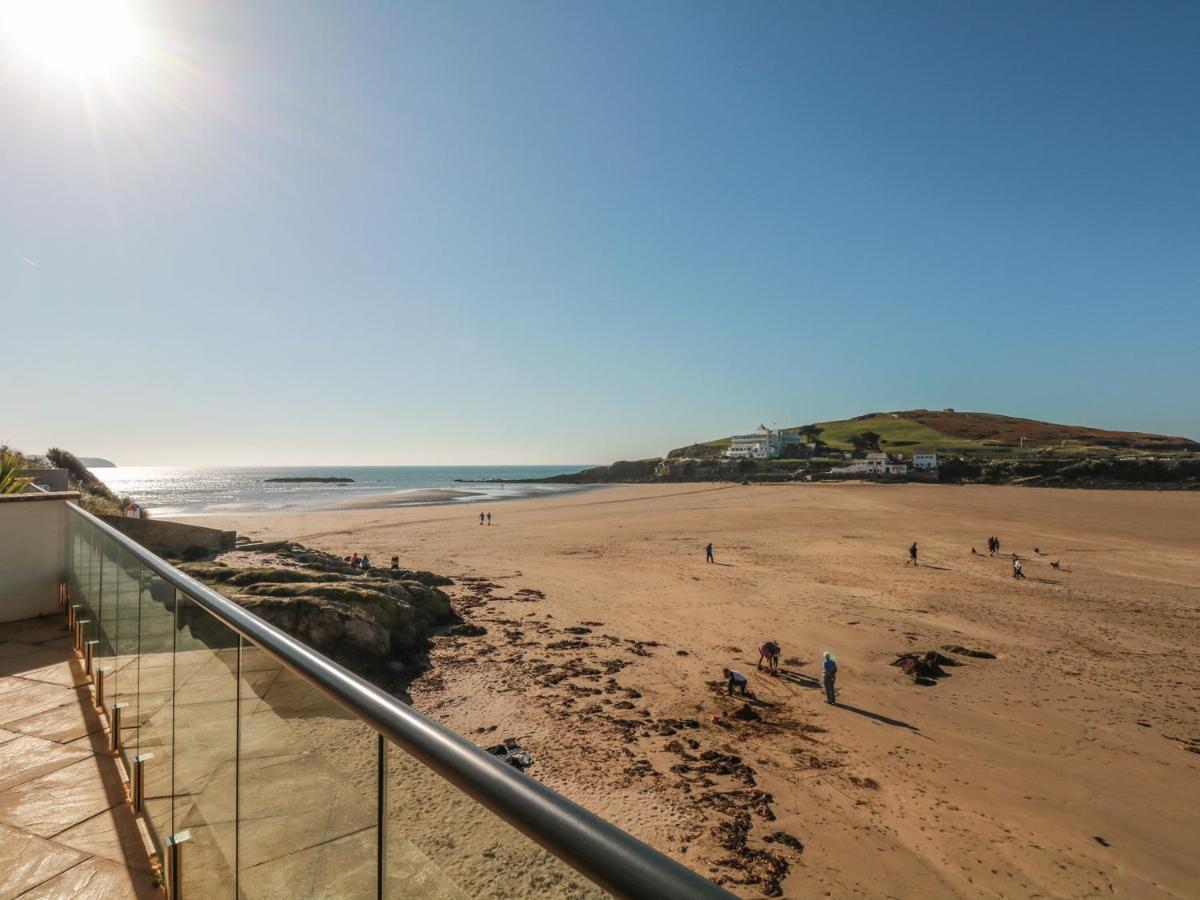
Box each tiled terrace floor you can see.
[0,615,157,899]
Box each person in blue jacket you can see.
[822,651,838,704]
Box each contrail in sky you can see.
[21,256,38,267]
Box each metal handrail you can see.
[67,503,732,899]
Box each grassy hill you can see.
[670,410,1198,459]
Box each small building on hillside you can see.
[912,453,939,470]
[725,425,801,460]
[832,452,907,476]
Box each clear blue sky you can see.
[3,1,1197,465]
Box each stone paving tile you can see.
[53,805,156,874]
[0,754,126,839]
[5,695,106,744]
[0,823,89,900]
[0,644,66,678]
[17,856,160,900]
[0,676,35,697]
[0,617,71,644]
[0,734,91,793]
[15,656,87,689]
[0,681,83,727]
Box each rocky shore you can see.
[182,544,456,690]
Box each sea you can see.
[92,466,595,517]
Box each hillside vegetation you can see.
[670,410,1198,459]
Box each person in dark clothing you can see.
[390,556,400,570]
[987,536,996,556]
[757,640,781,674]
[479,512,485,525]
[907,542,918,566]
[723,667,749,696]
[705,543,714,563]
[822,652,838,704]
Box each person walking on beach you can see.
[706,543,714,563]
[987,536,996,557]
[1012,557,1025,579]
[822,651,838,704]
[479,512,485,526]
[907,542,918,566]
[723,667,749,696]
[487,512,492,525]
[757,640,781,674]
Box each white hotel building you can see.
[832,452,906,476]
[725,425,802,459]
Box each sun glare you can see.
[1,0,142,79]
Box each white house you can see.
[725,425,801,460]
[912,453,939,470]
[833,452,908,477]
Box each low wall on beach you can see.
[98,515,236,558]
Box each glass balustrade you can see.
[60,505,717,899]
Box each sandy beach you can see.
[197,483,1200,898]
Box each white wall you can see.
[0,494,71,623]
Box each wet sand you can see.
[335,488,482,508]
[199,483,1200,898]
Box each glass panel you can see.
[385,742,604,899]
[86,522,100,615]
[238,638,378,899]
[97,533,120,658]
[173,595,239,898]
[65,512,76,602]
[137,570,176,857]
[112,547,141,768]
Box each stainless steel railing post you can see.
[132,753,151,813]
[84,640,98,678]
[109,703,125,753]
[95,667,105,709]
[165,831,190,899]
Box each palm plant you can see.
[0,448,33,494]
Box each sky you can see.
[2,0,1197,466]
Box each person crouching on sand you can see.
[822,651,838,704]
[757,640,781,674]
[723,667,749,696]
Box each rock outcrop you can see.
[180,551,457,679]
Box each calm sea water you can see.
[92,465,594,517]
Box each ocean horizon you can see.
[93,465,595,517]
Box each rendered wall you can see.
[0,493,74,623]
[98,515,237,558]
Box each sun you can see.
[0,0,142,80]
